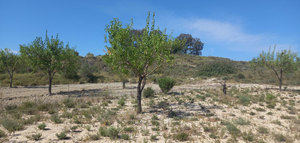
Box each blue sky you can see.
[0,0,299,61]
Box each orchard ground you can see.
[0,78,299,143]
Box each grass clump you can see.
[257,126,269,134]
[89,134,100,140]
[38,123,46,130]
[0,118,24,132]
[120,134,130,140]
[273,134,289,142]
[150,135,158,141]
[158,77,176,94]
[123,127,134,133]
[99,126,120,139]
[56,132,68,140]
[238,95,250,106]
[63,98,76,108]
[233,117,250,125]
[27,133,42,141]
[173,132,189,141]
[118,97,125,106]
[242,131,254,142]
[51,114,63,124]
[224,122,241,136]
[143,87,155,98]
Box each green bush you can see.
[56,132,68,140]
[143,87,155,98]
[198,61,236,77]
[158,77,176,93]
[118,98,125,106]
[38,123,47,130]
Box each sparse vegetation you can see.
[0,9,299,143]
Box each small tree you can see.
[252,46,298,91]
[103,12,175,113]
[20,32,79,95]
[0,48,20,88]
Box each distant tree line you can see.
[130,29,204,56]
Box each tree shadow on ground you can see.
[148,102,222,118]
[56,89,104,97]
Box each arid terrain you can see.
[0,79,299,143]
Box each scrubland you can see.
[0,79,299,143]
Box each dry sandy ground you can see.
[0,79,299,143]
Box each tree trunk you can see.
[279,69,283,91]
[48,72,53,95]
[136,76,146,114]
[122,81,126,89]
[9,72,13,88]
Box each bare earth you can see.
[0,79,299,143]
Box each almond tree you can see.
[20,32,79,95]
[252,46,298,91]
[103,12,175,113]
[0,48,20,88]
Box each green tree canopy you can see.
[20,32,80,95]
[251,46,298,91]
[103,12,175,113]
[0,48,20,87]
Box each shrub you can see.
[89,134,100,140]
[99,126,120,139]
[273,134,288,142]
[225,122,241,136]
[63,98,76,108]
[28,133,42,141]
[118,98,125,106]
[235,73,245,79]
[198,61,236,77]
[150,135,158,141]
[0,118,24,132]
[107,127,120,139]
[234,118,250,125]
[173,132,189,141]
[158,77,176,93]
[123,127,134,133]
[38,123,46,130]
[120,134,130,140]
[242,131,254,142]
[0,129,6,138]
[51,114,63,124]
[20,101,38,115]
[257,126,269,134]
[99,127,108,136]
[56,132,68,140]
[143,87,155,98]
[238,95,250,106]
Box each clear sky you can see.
[0,0,299,61]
